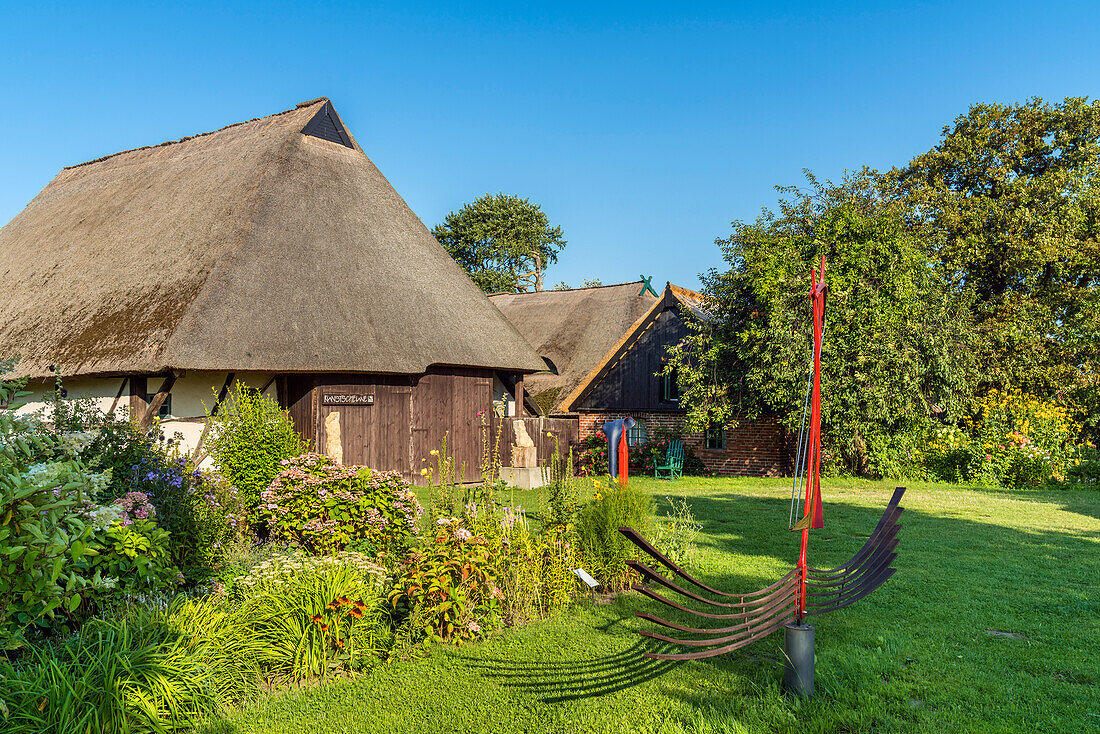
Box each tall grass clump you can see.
[575,477,653,590]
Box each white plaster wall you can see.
[15,372,278,466]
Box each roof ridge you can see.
[63,99,327,170]
[488,280,646,296]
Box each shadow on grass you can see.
[457,638,681,703]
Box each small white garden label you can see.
[573,567,599,588]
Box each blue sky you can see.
[3,1,1099,289]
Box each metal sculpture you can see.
[617,258,905,696]
[601,417,636,486]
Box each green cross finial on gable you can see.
[639,275,659,298]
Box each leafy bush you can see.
[206,383,306,513]
[128,459,251,583]
[0,371,96,649]
[257,454,422,553]
[1062,443,1099,488]
[924,390,1080,488]
[80,516,182,603]
[389,518,503,647]
[575,477,653,590]
[464,501,578,626]
[577,433,609,476]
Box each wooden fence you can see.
[493,415,580,467]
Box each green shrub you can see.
[389,518,503,647]
[206,384,306,513]
[257,454,422,553]
[924,390,1080,488]
[1062,443,1099,488]
[0,367,96,650]
[127,459,251,583]
[464,502,579,626]
[575,477,653,590]
[80,514,182,603]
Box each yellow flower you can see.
[430,449,439,456]
[420,468,428,476]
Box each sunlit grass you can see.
[200,477,1099,733]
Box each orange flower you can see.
[354,600,367,611]
[325,602,337,610]
[348,607,363,619]
[335,638,345,649]
[336,596,350,606]
[310,614,323,624]
[319,623,330,632]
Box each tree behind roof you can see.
[433,193,566,293]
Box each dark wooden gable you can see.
[302,100,355,148]
[575,301,689,412]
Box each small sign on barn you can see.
[322,393,374,406]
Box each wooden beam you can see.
[106,377,129,417]
[259,374,276,395]
[209,373,236,417]
[190,372,236,463]
[515,374,525,418]
[139,373,177,430]
[129,376,148,424]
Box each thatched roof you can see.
[558,283,706,413]
[0,99,545,378]
[489,281,658,413]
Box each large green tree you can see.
[891,97,1100,430]
[432,193,566,293]
[667,171,978,476]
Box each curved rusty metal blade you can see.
[627,560,799,609]
[806,553,897,601]
[633,575,799,634]
[809,508,903,577]
[809,487,906,574]
[619,527,780,599]
[642,610,799,661]
[639,595,799,647]
[807,542,899,588]
[807,568,897,614]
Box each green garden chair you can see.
[655,440,684,480]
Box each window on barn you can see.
[705,423,725,450]
[627,420,648,447]
[661,369,680,403]
[144,393,172,418]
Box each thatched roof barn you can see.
[0,99,546,481]
[488,281,657,413]
[0,97,543,379]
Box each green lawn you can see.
[199,477,1099,733]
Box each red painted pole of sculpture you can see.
[618,432,630,487]
[798,257,827,622]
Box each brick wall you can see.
[578,411,792,477]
